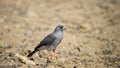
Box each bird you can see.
[27,25,65,57]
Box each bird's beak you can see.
[62,27,66,30]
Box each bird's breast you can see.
[54,31,63,40]
[53,31,63,45]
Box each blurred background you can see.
[0,0,120,68]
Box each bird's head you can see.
[54,25,66,32]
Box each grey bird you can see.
[27,25,65,57]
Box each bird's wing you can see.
[41,33,56,45]
[35,33,56,49]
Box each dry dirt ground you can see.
[0,0,120,68]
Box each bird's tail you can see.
[27,49,38,57]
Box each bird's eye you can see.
[60,27,63,29]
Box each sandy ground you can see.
[0,0,120,68]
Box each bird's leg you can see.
[50,51,57,57]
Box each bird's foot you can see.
[50,51,57,58]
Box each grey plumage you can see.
[27,25,64,57]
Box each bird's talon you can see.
[50,52,57,58]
